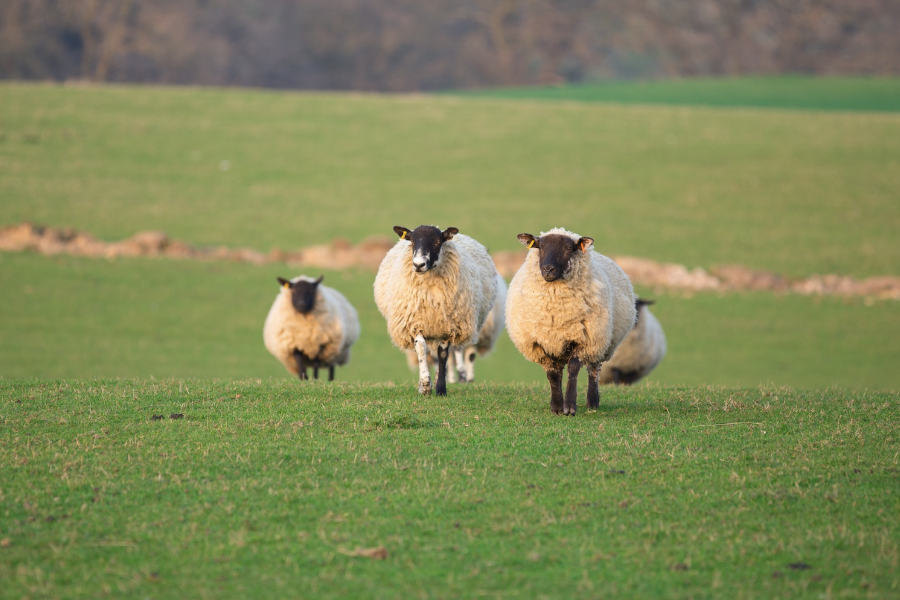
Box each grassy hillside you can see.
[2,380,898,599]
[455,76,900,112]
[1,83,899,279]
[2,252,898,390]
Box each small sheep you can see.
[404,270,508,383]
[374,225,497,396]
[506,227,636,415]
[599,299,666,385]
[263,275,360,381]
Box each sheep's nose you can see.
[413,261,428,272]
[541,265,558,280]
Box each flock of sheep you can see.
[263,225,666,415]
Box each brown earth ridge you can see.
[2,222,898,300]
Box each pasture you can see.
[1,79,899,598]
[2,380,898,599]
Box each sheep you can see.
[451,270,508,383]
[374,225,497,396]
[403,270,508,383]
[599,299,667,385]
[263,275,360,381]
[505,227,636,415]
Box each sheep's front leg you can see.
[292,349,309,381]
[435,340,450,397]
[414,333,431,395]
[312,363,320,380]
[545,365,564,415]
[586,362,602,410]
[328,365,335,382]
[564,356,581,416]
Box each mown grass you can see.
[2,251,898,390]
[455,76,900,113]
[1,82,899,279]
[1,380,897,599]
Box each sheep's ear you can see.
[314,275,324,285]
[393,226,412,240]
[277,277,292,289]
[577,237,594,252]
[636,298,655,308]
[442,227,459,241]
[517,233,539,249]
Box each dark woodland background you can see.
[1,0,898,91]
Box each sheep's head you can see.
[517,233,593,282]
[393,225,458,273]
[635,298,655,325]
[277,275,323,314]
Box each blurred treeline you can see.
[1,0,898,91]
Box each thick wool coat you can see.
[374,234,497,353]
[506,228,636,368]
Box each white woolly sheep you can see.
[599,299,666,385]
[404,270,508,383]
[374,225,497,396]
[263,275,360,381]
[506,227,637,415]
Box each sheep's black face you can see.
[634,298,655,325]
[393,225,459,273]
[277,276,323,314]
[517,233,594,282]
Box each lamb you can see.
[374,225,497,396]
[506,227,637,415]
[599,299,667,385]
[263,275,360,381]
[404,270,508,383]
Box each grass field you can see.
[455,76,900,113]
[1,79,899,598]
[2,251,898,390]
[2,82,899,280]
[2,380,898,599]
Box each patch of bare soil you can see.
[2,223,898,300]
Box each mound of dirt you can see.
[2,222,898,300]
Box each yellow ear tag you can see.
[401,231,407,240]
[283,282,290,289]
[527,240,535,249]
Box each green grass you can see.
[2,252,898,391]
[2,82,899,279]
[2,380,898,599]
[454,76,900,113]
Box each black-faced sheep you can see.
[263,275,360,381]
[506,227,636,415]
[374,225,497,396]
[599,299,666,385]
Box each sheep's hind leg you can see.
[328,365,335,381]
[564,356,581,416]
[435,341,450,397]
[586,362,602,410]
[464,347,477,383]
[545,366,564,415]
[293,349,309,381]
[450,348,465,383]
[414,334,431,395]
